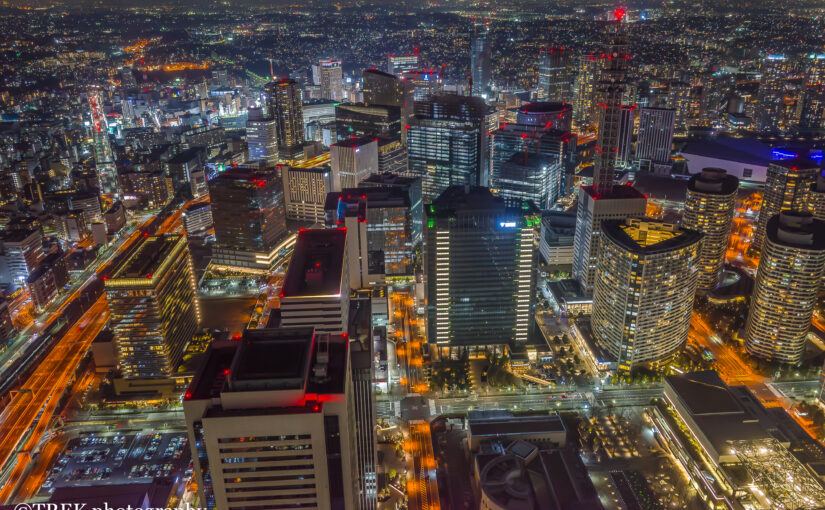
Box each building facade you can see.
[593,218,702,371]
[425,186,538,356]
[745,212,825,364]
[683,168,739,293]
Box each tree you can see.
[389,468,397,481]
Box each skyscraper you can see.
[572,54,600,129]
[797,85,825,135]
[402,70,442,101]
[756,55,793,133]
[317,58,345,101]
[425,186,538,356]
[281,228,350,334]
[245,107,279,166]
[572,13,648,294]
[362,68,414,145]
[807,169,825,221]
[470,21,491,96]
[183,328,359,510]
[683,168,739,293]
[282,164,333,223]
[105,235,199,385]
[667,81,691,133]
[635,107,676,173]
[752,159,819,253]
[745,212,825,364]
[408,94,494,200]
[489,103,573,209]
[209,168,288,270]
[537,47,570,102]
[335,103,401,141]
[593,218,702,371]
[326,179,422,277]
[265,78,305,161]
[331,137,379,190]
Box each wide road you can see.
[407,421,439,510]
[0,296,109,502]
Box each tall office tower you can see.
[183,328,359,510]
[402,70,442,101]
[281,228,350,333]
[348,332,377,510]
[573,54,600,129]
[752,159,819,253]
[265,78,305,161]
[489,103,574,209]
[797,85,825,135]
[592,19,630,195]
[331,137,379,190]
[425,186,538,357]
[283,164,333,223]
[361,171,423,249]
[756,54,794,132]
[683,168,739,293]
[335,104,402,140]
[326,181,422,278]
[209,168,288,271]
[573,15,648,294]
[245,107,279,166]
[667,81,691,133]
[105,235,199,383]
[408,95,494,200]
[615,105,635,169]
[537,48,571,102]
[318,58,345,101]
[593,218,702,371]
[362,69,414,146]
[470,21,491,96]
[745,212,825,364]
[635,107,676,173]
[387,54,419,76]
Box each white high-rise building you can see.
[183,328,359,510]
[246,107,279,166]
[317,59,344,102]
[331,137,379,190]
[635,107,676,173]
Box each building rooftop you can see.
[429,185,538,218]
[332,135,376,149]
[767,211,825,250]
[519,102,570,114]
[632,174,689,202]
[281,228,347,298]
[680,137,772,166]
[602,217,703,255]
[687,168,740,195]
[187,327,348,403]
[469,414,566,438]
[110,235,181,280]
[581,183,646,201]
[165,147,203,165]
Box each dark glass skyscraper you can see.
[265,78,304,161]
[208,167,288,270]
[425,186,538,357]
[408,95,494,201]
[470,21,491,96]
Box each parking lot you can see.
[38,431,190,496]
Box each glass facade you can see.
[425,186,538,352]
[105,235,199,379]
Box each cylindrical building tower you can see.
[683,168,739,293]
[745,211,825,364]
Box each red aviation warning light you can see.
[614,7,626,21]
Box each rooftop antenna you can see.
[269,59,275,81]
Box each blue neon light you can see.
[771,149,798,160]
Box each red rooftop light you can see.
[614,7,626,21]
